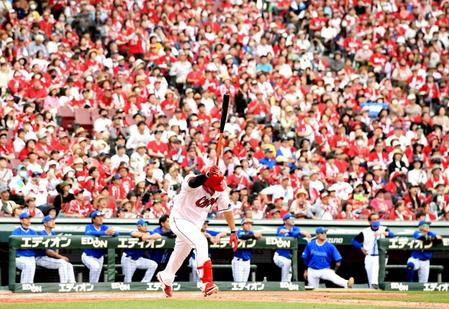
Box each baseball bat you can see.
[216,94,230,165]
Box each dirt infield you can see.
[1,290,448,308]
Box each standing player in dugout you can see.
[157,166,238,297]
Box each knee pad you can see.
[406,262,415,271]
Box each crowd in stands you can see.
[0,0,449,222]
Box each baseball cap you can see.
[90,211,105,219]
[418,220,430,227]
[282,213,293,221]
[371,221,381,228]
[42,215,55,223]
[316,227,328,234]
[136,219,148,226]
[19,212,30,219]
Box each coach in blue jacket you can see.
[302,227,354,289]
[81,211,118,283]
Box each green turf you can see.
[0,300,407,309]
[334,291,449,303]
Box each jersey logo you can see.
[195,196,218,208]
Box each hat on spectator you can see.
[74,188,84,196]
[0,185,8,193]
[282,213,293,221]
[73,158,84,165]
[42,215,55,223]
[316,227,328,234]
[295,189,308,198]
[90,211,105,219]
[407,94,416,100]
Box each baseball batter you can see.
[157,166,238,297]
[274,213,311,282]
[35,215,76,283]
[121,219,161,283]
[190,220,225,284]
[302,227,354,289]
[11,212,37,283]
[407,220,442,283]
[352,213,394,289]
[82,211,118,283]
[232,217,262,283]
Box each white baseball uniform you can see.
[157,174,231,285]
[353,226,391,287]
[121,231,159,283]
[11,226,37,284]
[35,229,76,283]
[407,257,430,283]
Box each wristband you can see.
[230,230,236,234]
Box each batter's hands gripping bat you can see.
[216,94,230,165]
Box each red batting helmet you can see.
[203,166,226,192]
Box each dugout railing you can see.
[378,237,449,292]
[8,235,301,293]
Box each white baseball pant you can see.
[407,257,430,283]
[16,256,36,283]
[82,253,104,283]
[121,253,158,283]
[364,255,379,287]
[36,256,76,283]
[232,257,251,283]
[158,216,209,285]
[307,267,349,288]
[273,252,292,282]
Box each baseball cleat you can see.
[348,277,354,288]
[203,282,218,297]
[157,272,173,298]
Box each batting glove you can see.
[229,231,238,252]
[206,165,220,178]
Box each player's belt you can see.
[418,258,429,261]
[235,257,249,261]
[125,254,140,261]
[370,254,379,256]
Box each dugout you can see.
[1,218,449,287]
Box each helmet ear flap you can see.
[204,174,226,192]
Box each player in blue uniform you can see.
[302,227,354,289]
[11,212,37,283]
[273,213,311,282]
[232,218,262,283]
[82,211,118,283]
[149,214,176,266]
[35,215,75,283]
[190,219,226,283]
[121,219,161,283]
[407,220,442,283]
